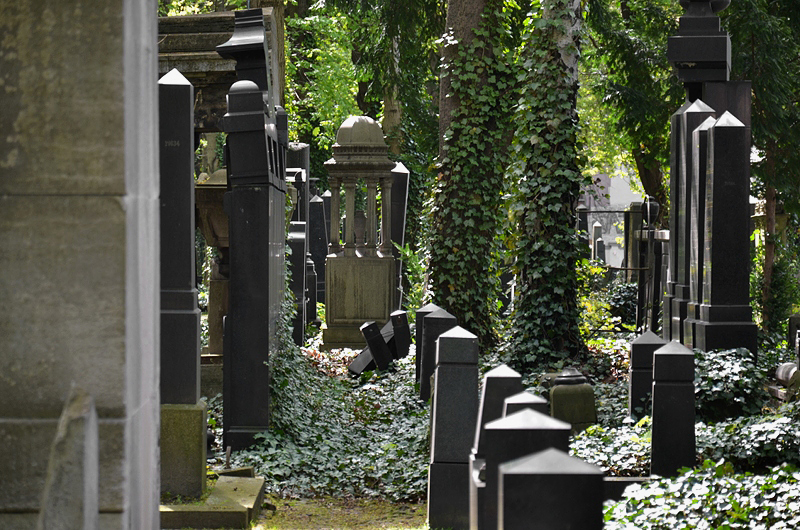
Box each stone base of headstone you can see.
[160,403,207,498]
[322,254,395,350]
[160,307,201,405]
[695,305,758,355]
[428,462,470,530]
[670,291,689,344]
[683,302,699,350]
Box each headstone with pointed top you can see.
[498,448,604,530]
[308,194,328,302]
[629,331,667,419]
[419,308,457,401]
[694,112,758,355]
[503,391,548,417]
[477,409,571,530]
[650,340,696,477]
[414,303,442,382]
[428,326,480,530]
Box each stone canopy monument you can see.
[322,116,398,349]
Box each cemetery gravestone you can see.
[650,340,696,477]
[288,220,307,346]
[503,391,548,417]
[390,310,412,359]
[628,331,667,420]
[308,194,328,302]
[549,368,597,434]
[428,327,480,530]
[414,303,442,382]
[158,68,206,497]
[420,308,458,401]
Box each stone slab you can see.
[160,403,207,498]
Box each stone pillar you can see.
[288,221,307,346]
[391,163,410,305]
[694,112,758,354]
[158,69,206,498]
[671,100,716,344]
[498,448,604,530]
[624,202,643,283]
[309,194,328,302]
[576,203,590,259]
[428,327,479,530]
[650,340,695,477]
[683,116,716,348]
[0,1,160,526]
[591,221,602,261]
[420,309,458,401]
[628,331,667,419]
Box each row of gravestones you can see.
[421,310,697,529]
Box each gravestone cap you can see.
[159,68,191,86]
[713,110,745,128]
[436,326,478,365]
[335,116,386,146]
[503,391,548,416]
[485,408,571,432]
[632,330,667,346]
[553,367,587,386]
[500,447,604,476]
[426,307,456,321]
[685,98,715,114]
[653,340,695,381]
[485,364,522,379]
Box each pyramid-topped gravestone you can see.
[414,302,441,381]
[436,326,478,365]
[420,308,457,401]
[503,391,548,416]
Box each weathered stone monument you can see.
[217,9,288,450]
[158,68,207,498]
[1,1,160,526]
[322,116,398,349]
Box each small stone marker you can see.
[503,391,548,417]
[650,340,695,477]
[420,308,458,401]
[628,331,667,419]
[428,326,479,530]
[477,409,571,530]
[498,448,604,530]
[549,368,597,434]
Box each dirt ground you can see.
[252,496,428,529]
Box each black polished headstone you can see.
[473,365,525,456]
[361,321,393,370]
[288,221,307,346]
[308,195,328,301]
[414,303,441,382]
[503,391,548,417]
[628,331,667,419]
[347,346,376,376]
[288,143,311,224]
[498,448,604,530]
[390,310,411,359]
[479,410,571,530]
[305,254,318,327]
[420,308,458,401]
[650,340,695,477]
[159,69,200,405]
[391,162,410,306]
[695,112,757,354]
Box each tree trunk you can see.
[633,149,668,226]
[762,181,777,329]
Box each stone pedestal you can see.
[160,404,207,498]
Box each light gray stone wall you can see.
[0,1,160,528]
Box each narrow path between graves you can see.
[252,496,427,529]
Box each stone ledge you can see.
[159,476,264,529]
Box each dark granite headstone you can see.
[628,331,667,419]
[288,143,310,224]
[498,448,604,530]
[684,116,716,347]
[391,162,410,306]
[594,238,606,263]
[428,326,479,530]
[624,202,644,283]
[158,69,201,405]
[650,340,695,477]
[288,221,307,346]
[305,254,318,327]
[390,310,411,359]
[478,410,571,530]
[420,308,458,401]
[360,321,393,370]
[503,391,548,417]
[321,189,332,250]
[414,302,442,383]
[219,10,288,450]
[576,203,590,259]
[694,112,758,354]
[347,346,376,376]
[671,100,716,344]
[308,194,328,301]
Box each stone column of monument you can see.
[322,116,397,349]
[158,69,207,498]
[217,9,288,450]
[1,1,160,526]
[670,100,716,343]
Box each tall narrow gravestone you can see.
[415,303,441,382]
[628,331,667,420]
[428,327,479,530]
[158,69,206,498]
[419,308,458,401]
[694,112,757,354]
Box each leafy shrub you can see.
[594,381,631,428]
[605,460,800,529]
[571,417,652,477]
[607,278,638,327]
[694,347,770,423]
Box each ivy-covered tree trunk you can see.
[508,0,588,369]
[430,0,513,346]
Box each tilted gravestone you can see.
[360,321,393,371]
[498,448,604,530]
[628,331,667,420]
[650,340,695,477]
[419,308,458,401]
[428,327,479,530]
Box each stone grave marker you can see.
[414,303,441,382]
[503,391,548,417]
[420,308,458,401]
[628,331,667,419]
